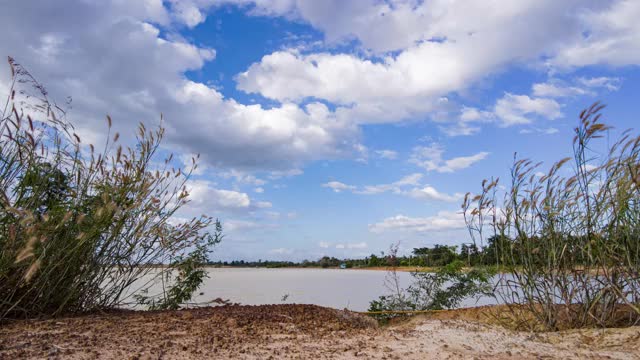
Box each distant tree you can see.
[413,245,458,266]
[482,235,511,265]
[460,243,481,266]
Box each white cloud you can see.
[375,149,398,160]
[233,1,623,131]
[268,168,304,179]
[234,45,510,126]
[0,1,361,174]
[437,107,495,136]
[254,187,264,193]
[532,77,621,98]
[456,75,619,134]
[532,82,589,98]
[410,144,489,173]
[369,211,466,233]
[354,143,369,163]
[459,107,494,123]
[221,170,267,186]
[493,94,562,126]
[4,1,634,178]
[322,173,462,203]
[170,1,206,27]
[186,180,248,210]
[551,0,640,68]
[182,180,272,215]
[519,127,560,135]
[224,0,598,56]
[577,77,621,91]
[354,173,423,195]
[321,181,355,193]
[318,241,330,248]
[406,186,464,203]
[392,173,423,187]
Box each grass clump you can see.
[464,103,640,330]
[0,57,220,320]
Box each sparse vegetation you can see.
[0,58,220,320]
[368,244,494,322]
[464,103,640,330]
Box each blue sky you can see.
[2,1,640,260]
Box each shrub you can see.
[463,103,640,330]
[0,57,220,320]
[368,245,494,322]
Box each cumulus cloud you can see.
[438,107,495,136]
[368,211,466,233]
[224,0,599,55]
[321,181,356,193]
[454,76,619,134]
[4,1,635,178]
[46,0,633,148]
[410,144,489,173]
[233,1,625,129]
[182,180,271,215]
[493,94,562,126]
[0,1,360,174]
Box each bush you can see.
[0,57,220,320]
[368,245,494,322]
[464,103,640,330]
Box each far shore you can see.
[140,265,443,272]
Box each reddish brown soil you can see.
[1,304,639,359]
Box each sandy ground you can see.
[1,304,639,359]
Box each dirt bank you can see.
[1,304,639,359]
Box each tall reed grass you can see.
[464,103,640,330]
[0,57,219,320]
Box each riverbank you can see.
[2,304,638,359]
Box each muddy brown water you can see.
[125,268,498,311]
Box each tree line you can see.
[207,236,510,269]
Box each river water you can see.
[130,268,498,311]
